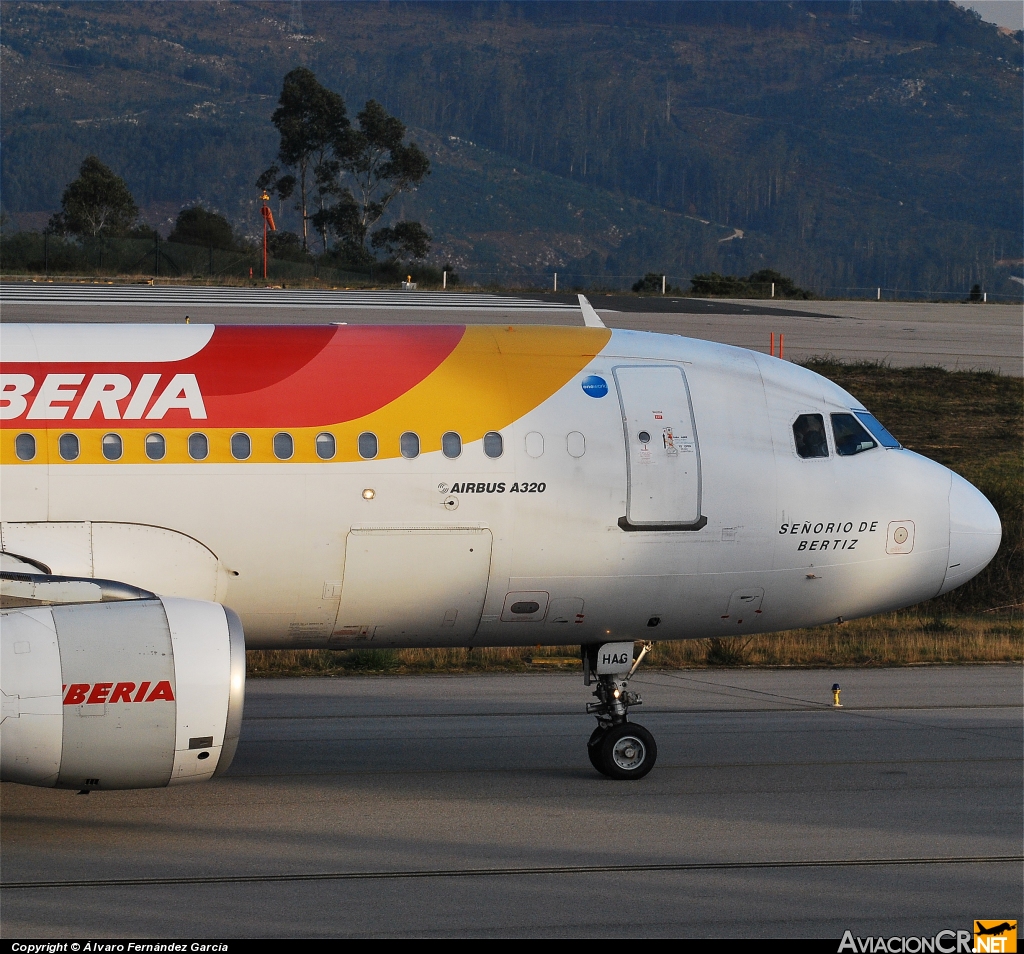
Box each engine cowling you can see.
[1,597,244,790]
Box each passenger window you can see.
[188,433,209,461]
[231,433,251,460]
[442,431,462,459]
[145,433,166,461]
[358,432,378,459]
[831,414,877,456]
[792,414,829,459]
[567,431,586,458]
[15,433,35,461]
[102,433,123,461]
[59,433,79,461]
[400,432,420,459]
[274,432,294,460]
[854,411,900,449]
[316,432,336,460]
[483,431,503,459]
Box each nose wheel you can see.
[583,641,658,780]
[588,722,657,779]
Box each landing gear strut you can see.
[582,641,657,780]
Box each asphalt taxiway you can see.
[1,285,1021,936]
[1,283,1020,374]
[2,667,1020,938]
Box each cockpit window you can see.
[793,414,829,459]
[831,413,877,456]
[854,411,901,449]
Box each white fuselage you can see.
[0,325,1000,649]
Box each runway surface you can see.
[2,667,1020,938]
[2,283,1020,373]
[0,284,580,311]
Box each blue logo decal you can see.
[581,375,608,398]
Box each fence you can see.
[2,233,1021,302]
[450,268,1024,303]
[0,233,373,286]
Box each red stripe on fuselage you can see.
[2,325,466,428]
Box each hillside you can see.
[1,1,1021,295]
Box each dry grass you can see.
[651,611,1022,668]
[247,610,1022,677]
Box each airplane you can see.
[0,296,1001,789]
[975,923,1015,938]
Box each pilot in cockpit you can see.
[793,413,829,459]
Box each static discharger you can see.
[832,683,843,708]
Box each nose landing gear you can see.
[583,641,657,779]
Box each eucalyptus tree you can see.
[168,206,236,250]
[370,220,431,262]
[48,156,138,238]
[312,99,432,263]
[257,68,348,252]
[260,71,431,262]
[339,100,431,253]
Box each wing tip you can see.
[577,294,606,329]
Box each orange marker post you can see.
[770,332,775,357]
[779,333,785,360]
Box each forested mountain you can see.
[2,1,1021,295]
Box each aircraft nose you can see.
[936,473,1002,596]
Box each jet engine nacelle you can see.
[1,597,244,790]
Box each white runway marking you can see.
[0,284,578,310]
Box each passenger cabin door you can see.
[614,365,702,527]
[332,528,492,645]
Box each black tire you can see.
[597,722,657,780]
[587,725,608,773]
